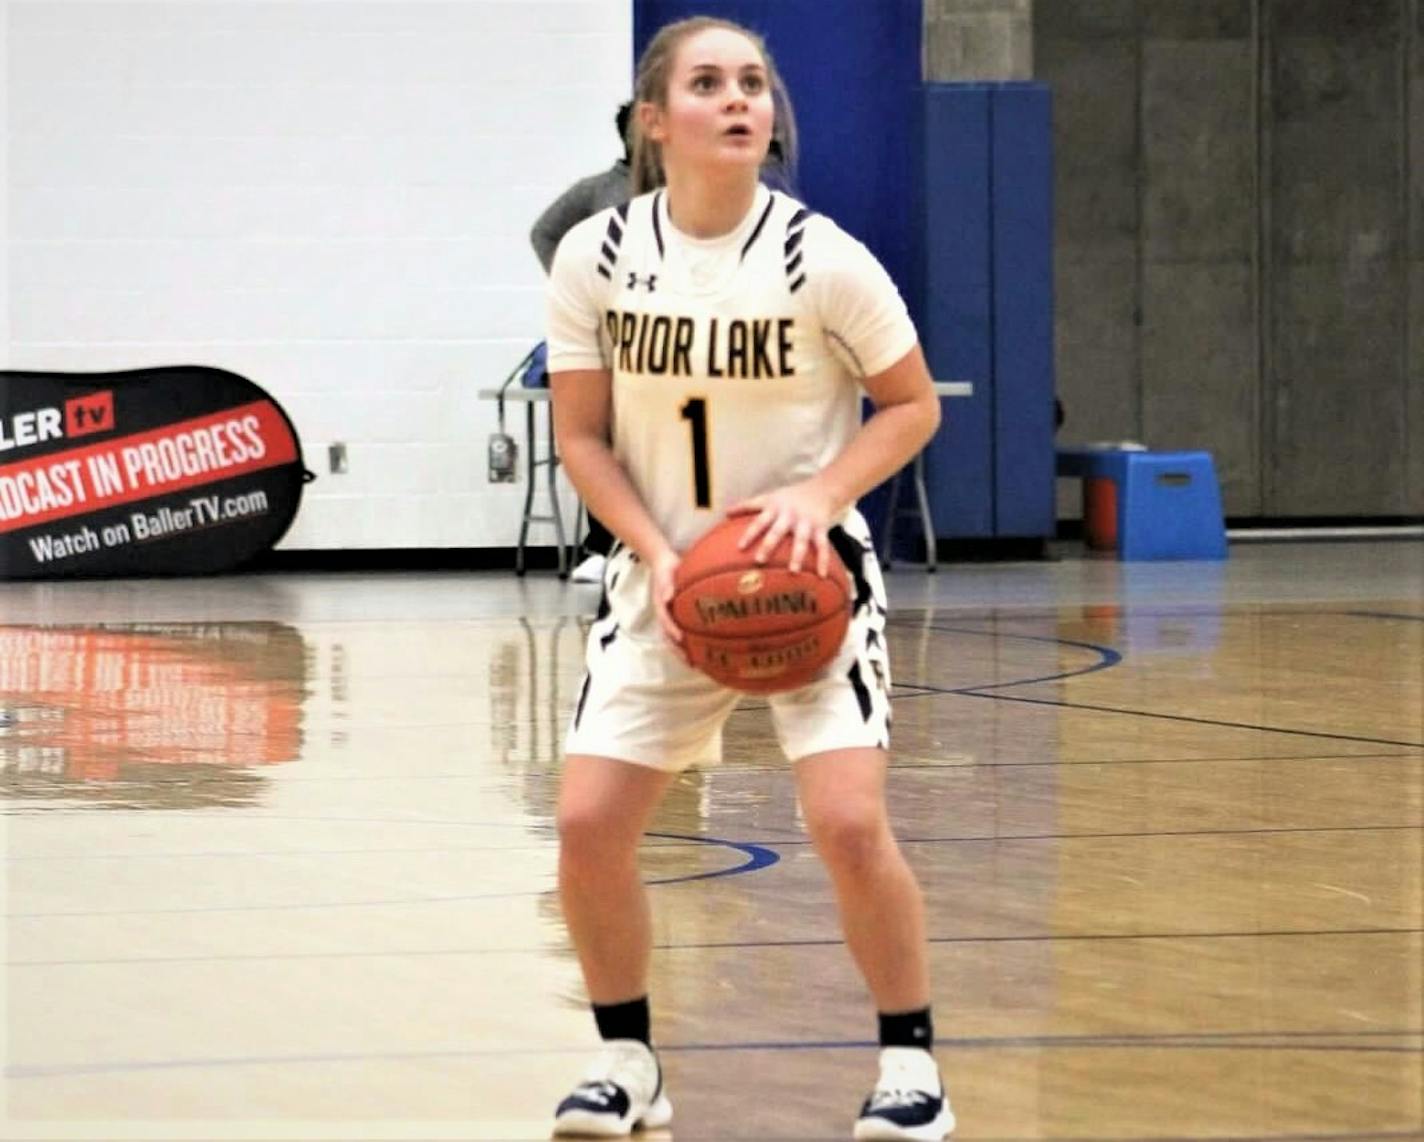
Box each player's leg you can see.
[792,747,928,1010]
[553,753,676,1136]
[553,600,738,1136]
[771,521,952,1139]
[557,753,674,1005]
[793,748,953,1141]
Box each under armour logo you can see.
[627,272,658,293]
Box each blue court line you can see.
[886,621,1124,691]
[8,1028,1421,1079]
[4,830,778,919]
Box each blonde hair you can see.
[629,16,798,196]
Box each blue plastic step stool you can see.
[1056,448,1228,561]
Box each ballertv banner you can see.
[0,367,309,579]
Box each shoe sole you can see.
[852,1105,956,1141]
[552,1094,673,1137]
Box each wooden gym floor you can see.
[1,540,1421,1140]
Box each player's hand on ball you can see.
[727,480,838,577]
[650,548,689,660]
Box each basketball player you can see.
[545,16,951,1140]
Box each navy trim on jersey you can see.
[739,193,778,263]
[652,192,666,260]
[826,328,867,376]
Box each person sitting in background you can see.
[531,103,634,583]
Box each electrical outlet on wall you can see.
[329,443,347,474]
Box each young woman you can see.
[545,16,953,1141]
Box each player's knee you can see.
[806,807,887,876]
[557,803,631,868]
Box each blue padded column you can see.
[920,84,994,537]
[990,83,1055,537]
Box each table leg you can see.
[545,400,569,578]
[913,451,937,572]
[515,402,536,575]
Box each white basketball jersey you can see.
[547,185,917,557]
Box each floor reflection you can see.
[0,622,308,808]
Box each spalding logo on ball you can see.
[672,516,852,694]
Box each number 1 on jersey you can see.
[680,397,711,509]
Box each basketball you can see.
[671,516,853,694]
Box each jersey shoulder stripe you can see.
[784,204,816,293]
[596,202,631,281]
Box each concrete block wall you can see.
[1141,1,1258,514]
[2,0,633,549]
[1265,0,1410,515]
[1038,0,1423,519]
[924,0,1033,81]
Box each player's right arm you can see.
[546,216,683,647]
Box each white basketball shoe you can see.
[552,1038,672,1137]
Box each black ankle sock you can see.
[879,1006,934,1050]
[593,996,651,1046]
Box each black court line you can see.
[151,751,1412,780]
[946,691,1424,750]
[653,925,1424,952]
[716,1124,1424,1142]
[11,925,1421,969]
[730,823,1424,848]
[1341,610,1424,623]
[33,820,1413,880]
[8,1029,1421,1080]
[660,1127,1424,1139]
[4,830,778,918]
[717,751,1418,768]
[885,619,1423,749]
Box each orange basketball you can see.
[671,516,853,694]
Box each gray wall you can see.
[1038,0,1424,518]
[925,0,1033,80]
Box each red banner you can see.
[0,400,297,535]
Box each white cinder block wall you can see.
[2,0,632,549]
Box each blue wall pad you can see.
[919,85,994,537]
[633,1,923,297]
[990,84,1055,537]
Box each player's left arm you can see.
[730,345,939,575]
[729,221,939,576]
